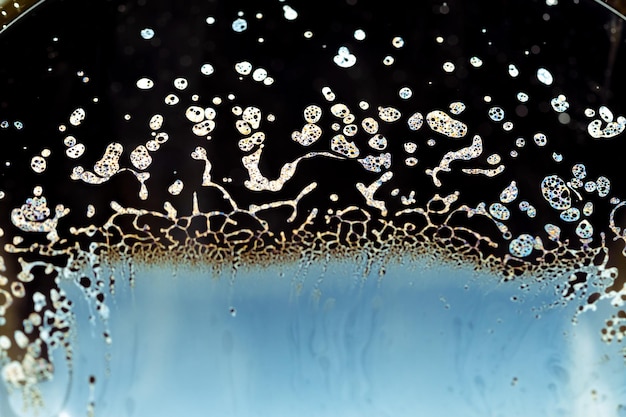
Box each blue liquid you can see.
[4,259,625,417]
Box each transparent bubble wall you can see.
[1,0,626,416]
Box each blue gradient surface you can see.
[3,259,625,417]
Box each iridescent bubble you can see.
[333,46,356,68]
[536,67,554,85]
[392,36,404,48]
[354,29,366,41]
[140,28,154,40]
[232,18,247,32]
[398,87,412,99]
[383,56,394,66]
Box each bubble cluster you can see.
[2,0,626,408]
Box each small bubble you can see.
[330,194,339,202]
[584,108,596,118]
[140,28,155,40]
[469,56,483,67]
[536,68,554,85]
[405,157,418,167]
[392,36,404,48]
[206,16,216,25]
[333,46,356,68]
[427,138,437,147]
[383,56,395,66]
[164,94,179,105]
[552,152,563,162]
[354,29,366,40]
[486,154,501,165]
[435,36,444,43]
[235,61,252,75]
[14,121,23,130]
[232,18,247,32]
[398,87,412,99]
[533,133,547,146]
[483,96,492,103]
[442,62,455,73]
[200,63,214,76]
[517,92,529,102]
[252,68,268,81]
[503,121,513,131]
[359,101,369,110]
[0,121,9,129]
[136,77,154,90]
[321,86,336,101]
[488,107,505,122]
[282,5,298,20]
[256,13,263,19]
[173,78,188,90]
[508,64,519,78]
[304,31,313,39]
[515,137,526,147]
[168,179,184,195]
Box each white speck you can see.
[206,16,215,25]
[354,29,366,41]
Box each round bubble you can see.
[201,64,214,76]
[136,78,154,90]
[232,18,247,32]
[536,67,553,85]
[140,28,155,40]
